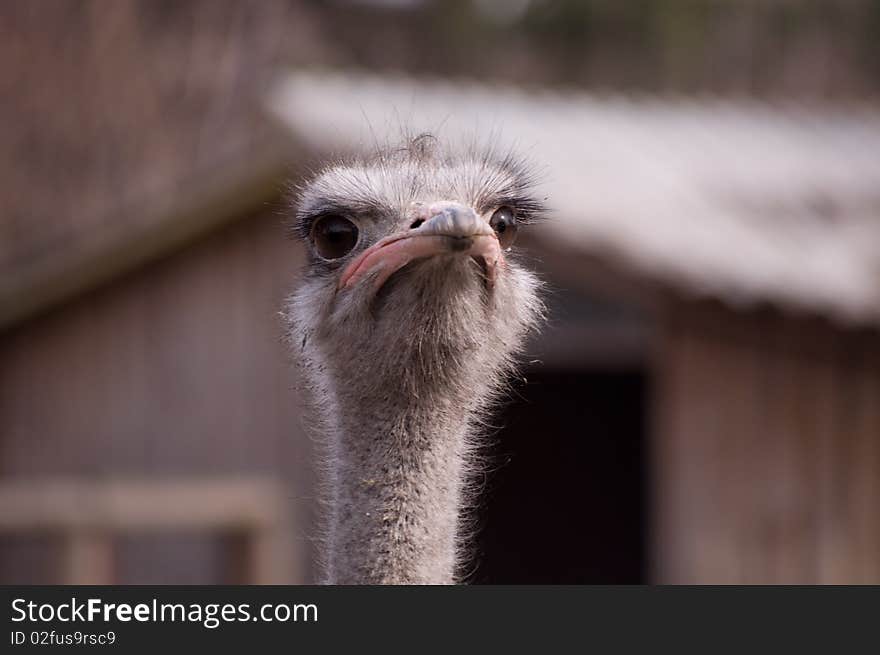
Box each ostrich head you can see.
[286,135,545,583]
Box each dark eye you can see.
[310,215,359,260]
[489,206,518,249]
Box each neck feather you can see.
[324,390,476,584]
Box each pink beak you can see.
[338,202,503,291]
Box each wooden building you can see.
[270,72,880,584]
[2,70,879,584]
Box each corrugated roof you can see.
[268,71,880,327]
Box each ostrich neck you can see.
[325,387,475,585]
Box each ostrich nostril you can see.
[410,219,424,229]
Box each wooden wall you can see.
[9,214,879,584]
[653,301,880,583]
[0,209,313,583]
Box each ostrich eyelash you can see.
[485,195,547,225]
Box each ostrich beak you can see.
[338,202,503,291]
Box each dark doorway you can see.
[473,367,646,583]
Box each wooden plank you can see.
[722,315,767,583]
[0,478,290,532]
[762,324,814,583]
[850,355,880,580]
[650,312,688,583]
[652,309,729,582]
[803,331,837,583]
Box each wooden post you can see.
[62,530,114,585]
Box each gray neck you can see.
[324,391,473,584]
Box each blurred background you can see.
[1,0,879,584]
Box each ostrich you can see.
[286,135,545,584]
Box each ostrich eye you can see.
[489,206,518,249]
[311,215,359,260]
